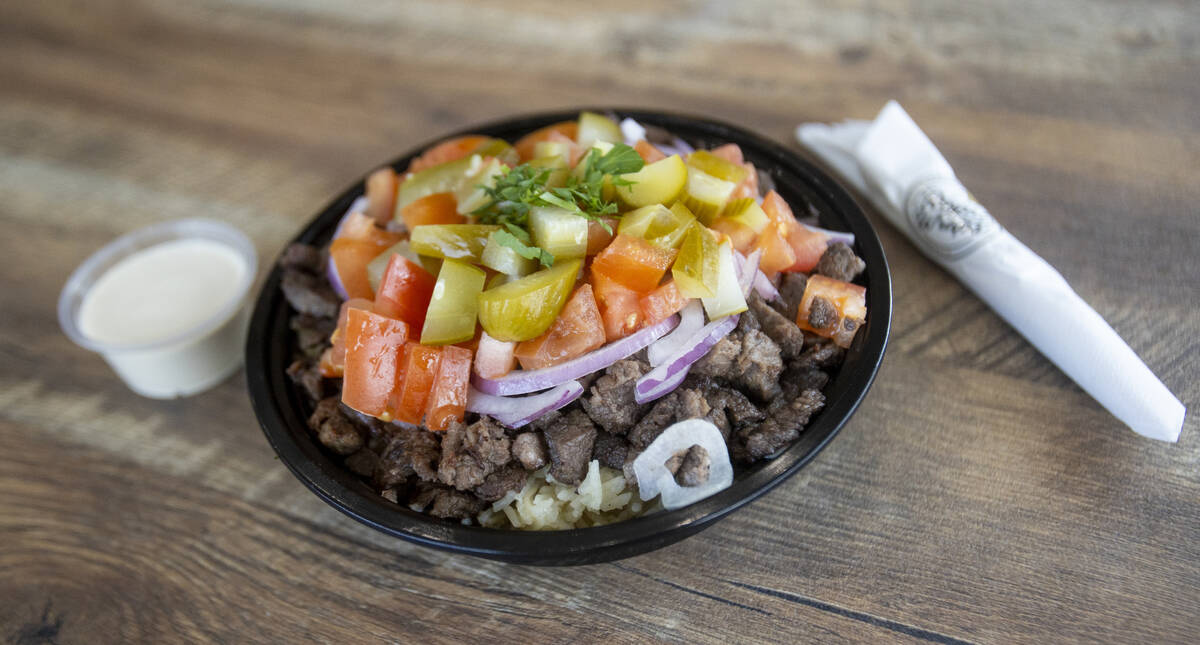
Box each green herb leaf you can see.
[493,229,555,267]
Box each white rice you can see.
[478,460,660,530]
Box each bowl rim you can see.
[246,108,892,564]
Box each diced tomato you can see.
[586,218,618,255]
[752,223,796,278]
[330,239,384,300]
[639,280,689,326]
[709,217,757,254]
[709,143,744,165]
[425,345,472,431]
[408,135,491,173]
[634,140,667,164]
[591,234,678,293]
[761,190,828,273]
[400,192,465,230]
[338,211,405,248]
[330,212,404,299]
[783,224,829,274]
[474,331,517,379]
[341,309,409,418]
[514,284,606,370]
[730,162,759,201]
[321,298,374,377]
[795,274,867,348]
[365,167,398,225]
[590,269,643,342]
[514,121,579,162]
[373,255,436,335]
[392,342,441,425]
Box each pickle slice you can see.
[679,166,736,224]
[480,230,537,277]
[723,198,769,233]
[618,204,676,239]
[672,223,720,298]
[454,157,507,215]
[529,206,589,260]
[576,111,622,148]
[421,260,486,345]
[477,259,582,342]
[615,155,687,209]
[409,224,499,263]
[686,150,749,184]
[395,156,477,216]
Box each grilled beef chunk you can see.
[281,269,340,319]
[670,445,711,487]
[308,397,363,455]
[592,431,630,470]
[691,337,741,378]
[807,296,838,331]
[581,359,648,434]
[438,418,511,491]
[473,465,528,502]
[739,388,826,460]
[748,294,805,360]
[287,359,324,403]
[290,313,335,358]
[796,338,845,371]
[544,410,598,485]
[344,448,379,477]
[512,432,548,470]
[774,273,808,321]
[628,388,711,449]
[706,386,766,434]
[409,481,486,520]
[734,329,784,401]
[280,243,324,273]
[374,424,441,488]
[815,242,866,282]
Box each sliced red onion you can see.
[632,418,733,510]
[619,118,647,146]
[736,249,762,298]
[647,300,705,367]
[636,363,692,404]
[734,249,779,301]
[472,313,680,396]
[326,256,348,300]
[752,270,779,301]
[634,314,739,404]
[466,381,583,428]
[801,222,855,248]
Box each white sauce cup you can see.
[58,219,258,399]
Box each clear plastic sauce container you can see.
[58,219,258,398]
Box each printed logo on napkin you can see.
[905,177,1000,260]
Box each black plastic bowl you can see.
[245,109,891,565]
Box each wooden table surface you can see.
[3,1,1198,643]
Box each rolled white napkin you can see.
[797,101,1185,442]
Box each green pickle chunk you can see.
[672,223,720,298]
[477,259,582,342]
[421,260,487,345]
[409,224,499,263]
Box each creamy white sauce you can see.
[79,238,248,346]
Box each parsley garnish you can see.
[473,143,644,267]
